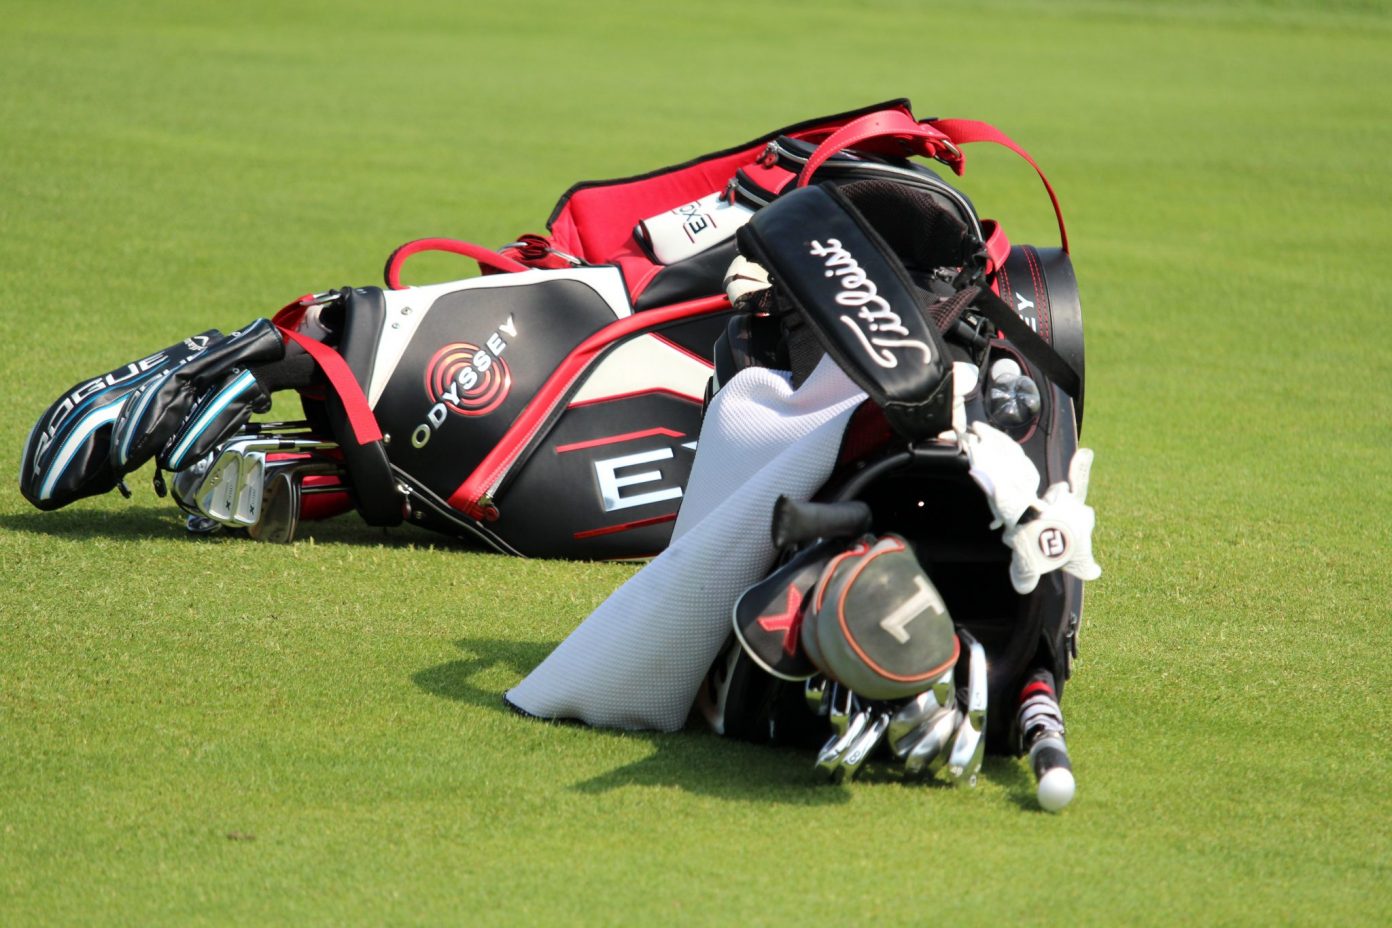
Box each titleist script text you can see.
[808,238,933,369]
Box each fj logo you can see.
[1038,527,1068,559]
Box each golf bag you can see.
[20,99,1079,568]
[502,106,1097,802]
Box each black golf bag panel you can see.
[699,163,1089,758]
[281,267,721,558]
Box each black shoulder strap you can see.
[969,286,1083,423]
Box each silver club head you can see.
[190,437,276,526]
[247,470,303,544]
[901,706,960,777]
[887,667,956,756]
[181,433,336,533]
[833,711,891,784]
[194,445,254,525]
[817,702,870,778]
[827,684,855,736]
[944,631,988,787]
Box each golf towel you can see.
[505,356,866,730]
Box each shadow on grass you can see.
[0,504,191,541]
[413,636,851,807]
[0,504,486,551]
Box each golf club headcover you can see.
[19,319,306,512]
[110,319,288,475]
[21,330,222,509]
[734,184,956,441]
[803,534,960,701]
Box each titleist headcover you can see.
[734,184,955,440]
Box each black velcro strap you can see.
[736,185,953,441]
[970,287,1082,412]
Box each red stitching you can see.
[1024,247,1051,344]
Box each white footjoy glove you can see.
[958,420,1042,530]
[1002,448,1102,594]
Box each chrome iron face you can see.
[902,706,960,777]
[813,682,891,784]
[816,687,865,776]
[172,422,340,542]
[833,711,890,783]
[944,631,988,787]
[887,666,956,757]
[810,632,989,787]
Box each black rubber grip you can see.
[1030,737,1072,779]
[771,496,872,549]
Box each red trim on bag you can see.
[298,474,355,521]
[449,294,730,519]
[567,387,705,409]
[553,427,686,454]
[572,512,677,540]
[273,297,383,447]
[650,333,717,369]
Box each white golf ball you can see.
[989,358,1022,384]
[1037,767,1076,812]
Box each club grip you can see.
[771,496,873,549]
[1029,734,1072,779]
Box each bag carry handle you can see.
[795,111,1069,253]
[384,238,528,290]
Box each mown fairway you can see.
[1,1,1388,924]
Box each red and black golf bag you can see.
[491,103,1096,803]
[21,99,1075,563]
[22,101,1098,801]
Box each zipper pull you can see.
[473,493,500,522]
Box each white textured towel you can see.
[505,356,866,730]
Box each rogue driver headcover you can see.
[804,534,959,701]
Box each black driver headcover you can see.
[735,184,957,441]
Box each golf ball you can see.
[1036,767,1076,812]
[989,358,1022,383]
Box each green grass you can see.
[2,0,1390,924]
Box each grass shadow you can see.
[0,504,491,552]
[986,753,1055,813]
[413,636,850,807]
[0,505,192,542]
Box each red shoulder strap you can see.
[384,238,528,290]
[273,297,383,446]
[928,118,1069,253]
[795,110,961,189]
[794,110,1069,253]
